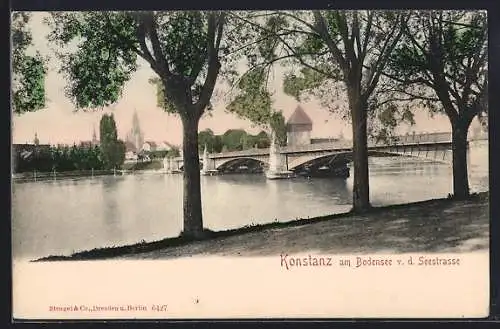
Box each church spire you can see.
[33,132,39,145]
[127,108,144,151]
[132,108,141,133]
[92,124,98,145]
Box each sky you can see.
[11,12,464,146]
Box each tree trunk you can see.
[451,120,470,199]
[181,114,204,239]
[350,99,371,212]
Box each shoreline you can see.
[34,191,489,262]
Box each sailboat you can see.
[201,145,220,176]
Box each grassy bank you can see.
[35,191,489,262]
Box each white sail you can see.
[268,132,277,172]
[266,130,294,180]
[202,145,209,175]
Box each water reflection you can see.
[12,150,489,260]
[100,178,122,244]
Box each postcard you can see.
[11,9,489,320]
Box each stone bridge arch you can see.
[287,152,348,170]
[215,157,269,171]
[287,148,452,171]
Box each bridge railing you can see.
[171,132,453,162]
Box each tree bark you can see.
[451,119,470,199]
[180,113,204,239]
[350,95,371,212]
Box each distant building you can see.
[142,141,157,152]
[286,105,313,146]
[157,141,174,151]
[125,109,144,153]
[79,141,94,148]
[78,125,100,148]
[125,141,137,152]
[124,140,138,161]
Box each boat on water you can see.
[201,169,220,176]
[296,165,350,178]
[265,170,296,180]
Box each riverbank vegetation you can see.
[13,113,127,173]
[13,144,105,173]
[197,128,280,153]
[99,114,126,170]
[35,191,488,261]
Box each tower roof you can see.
[286,105,313,126]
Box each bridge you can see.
[165,132,461,178]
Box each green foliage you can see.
[14,144,105,173]
[99,114,125,169]
[148,77,176,113]
[226,67,288,143]
[269,111,287,146]
[148,77,216,114]
[229,11,409,143]
[46,12,139,109]
[198,128,271,153]
[213,135,223,153]
[198,129,215,152]
[283,67,328,101]
[387,11,487,122]
[168,146,181,157]
[222,129,247,151]
[156,12,207,77]
[114,140,126,167]
[11,12,47,114]
[227,68,273,124]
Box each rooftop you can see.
[286,105,313,126]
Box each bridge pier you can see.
[163,157,171,173]
[266,134,295,180]
[165,157,181,174]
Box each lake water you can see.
[12,141,489,260]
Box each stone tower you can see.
[33,132,39,146]
[286,105,313,146]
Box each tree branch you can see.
[142,12,170,75]
[214,12,225,52]
[228,12,336,80]
[271,11,320,33]
[335,11,355,64]
[133,13,163,75]
[195,12,225,115]
[313,11,349,75]
[360,11,373,63]
[352,12,362,58]
[364,15,406,98]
